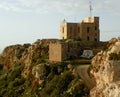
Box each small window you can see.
[78,27,80,33]
[95,26,97,30]
[62,27,64,33]
[68,45,70,52]
[87,27,90,33]
[95,38,97,41]
[95,33,97,36]
[70,27,72,33]
[87,36,90,41]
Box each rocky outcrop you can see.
[0,44,30,70]
[90,38,120,97]
[0,39,59,78]
[0,39,55,76]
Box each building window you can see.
[63,37,64,39]
[95,26,97,30]
[70,27,72,33]
[62,27,64,33]
[95,38,97,41]
[87,36,90,41]
[78,27,80,33]
[69,27,72,39]
[95,33,97,36]
[68,45,70,52]
[87,27,90,33]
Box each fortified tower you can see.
[60,17,100,42]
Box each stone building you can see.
[60,17,100,41]
[49,42,68,62]
[49,41,82,62]
[49,16,101,62]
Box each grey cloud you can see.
[93,0,120,14]
[0,0,119,16]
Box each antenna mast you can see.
[89,0,93,18]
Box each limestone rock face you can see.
[0,39,59,78]
[0,44,30,70]
[0,39,53,78]
[90,38,120,97]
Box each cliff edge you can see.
[90,38,120,97]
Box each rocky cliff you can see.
[90,38,120,97]
[0,39,89,97]
[0,39,58,77]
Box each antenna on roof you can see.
[63,19,66,23]
[89,0,93,18]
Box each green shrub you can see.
[0,80,7,89]
[7,64,24,81]
[56,71,73,91]
[40,75,59,97]
[0,64,3,70]
[87,65,93,76]
[109,53,120,60]
[102,45,108,51]
[16,47,25,59]
[40,70,73,97]
[0,88,7,96]
[67,78,89,97]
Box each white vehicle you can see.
[81,50,94,58]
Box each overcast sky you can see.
[0,0,120,50]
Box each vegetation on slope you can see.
[0,62,89,97]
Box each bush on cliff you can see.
[109,53,120,60]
